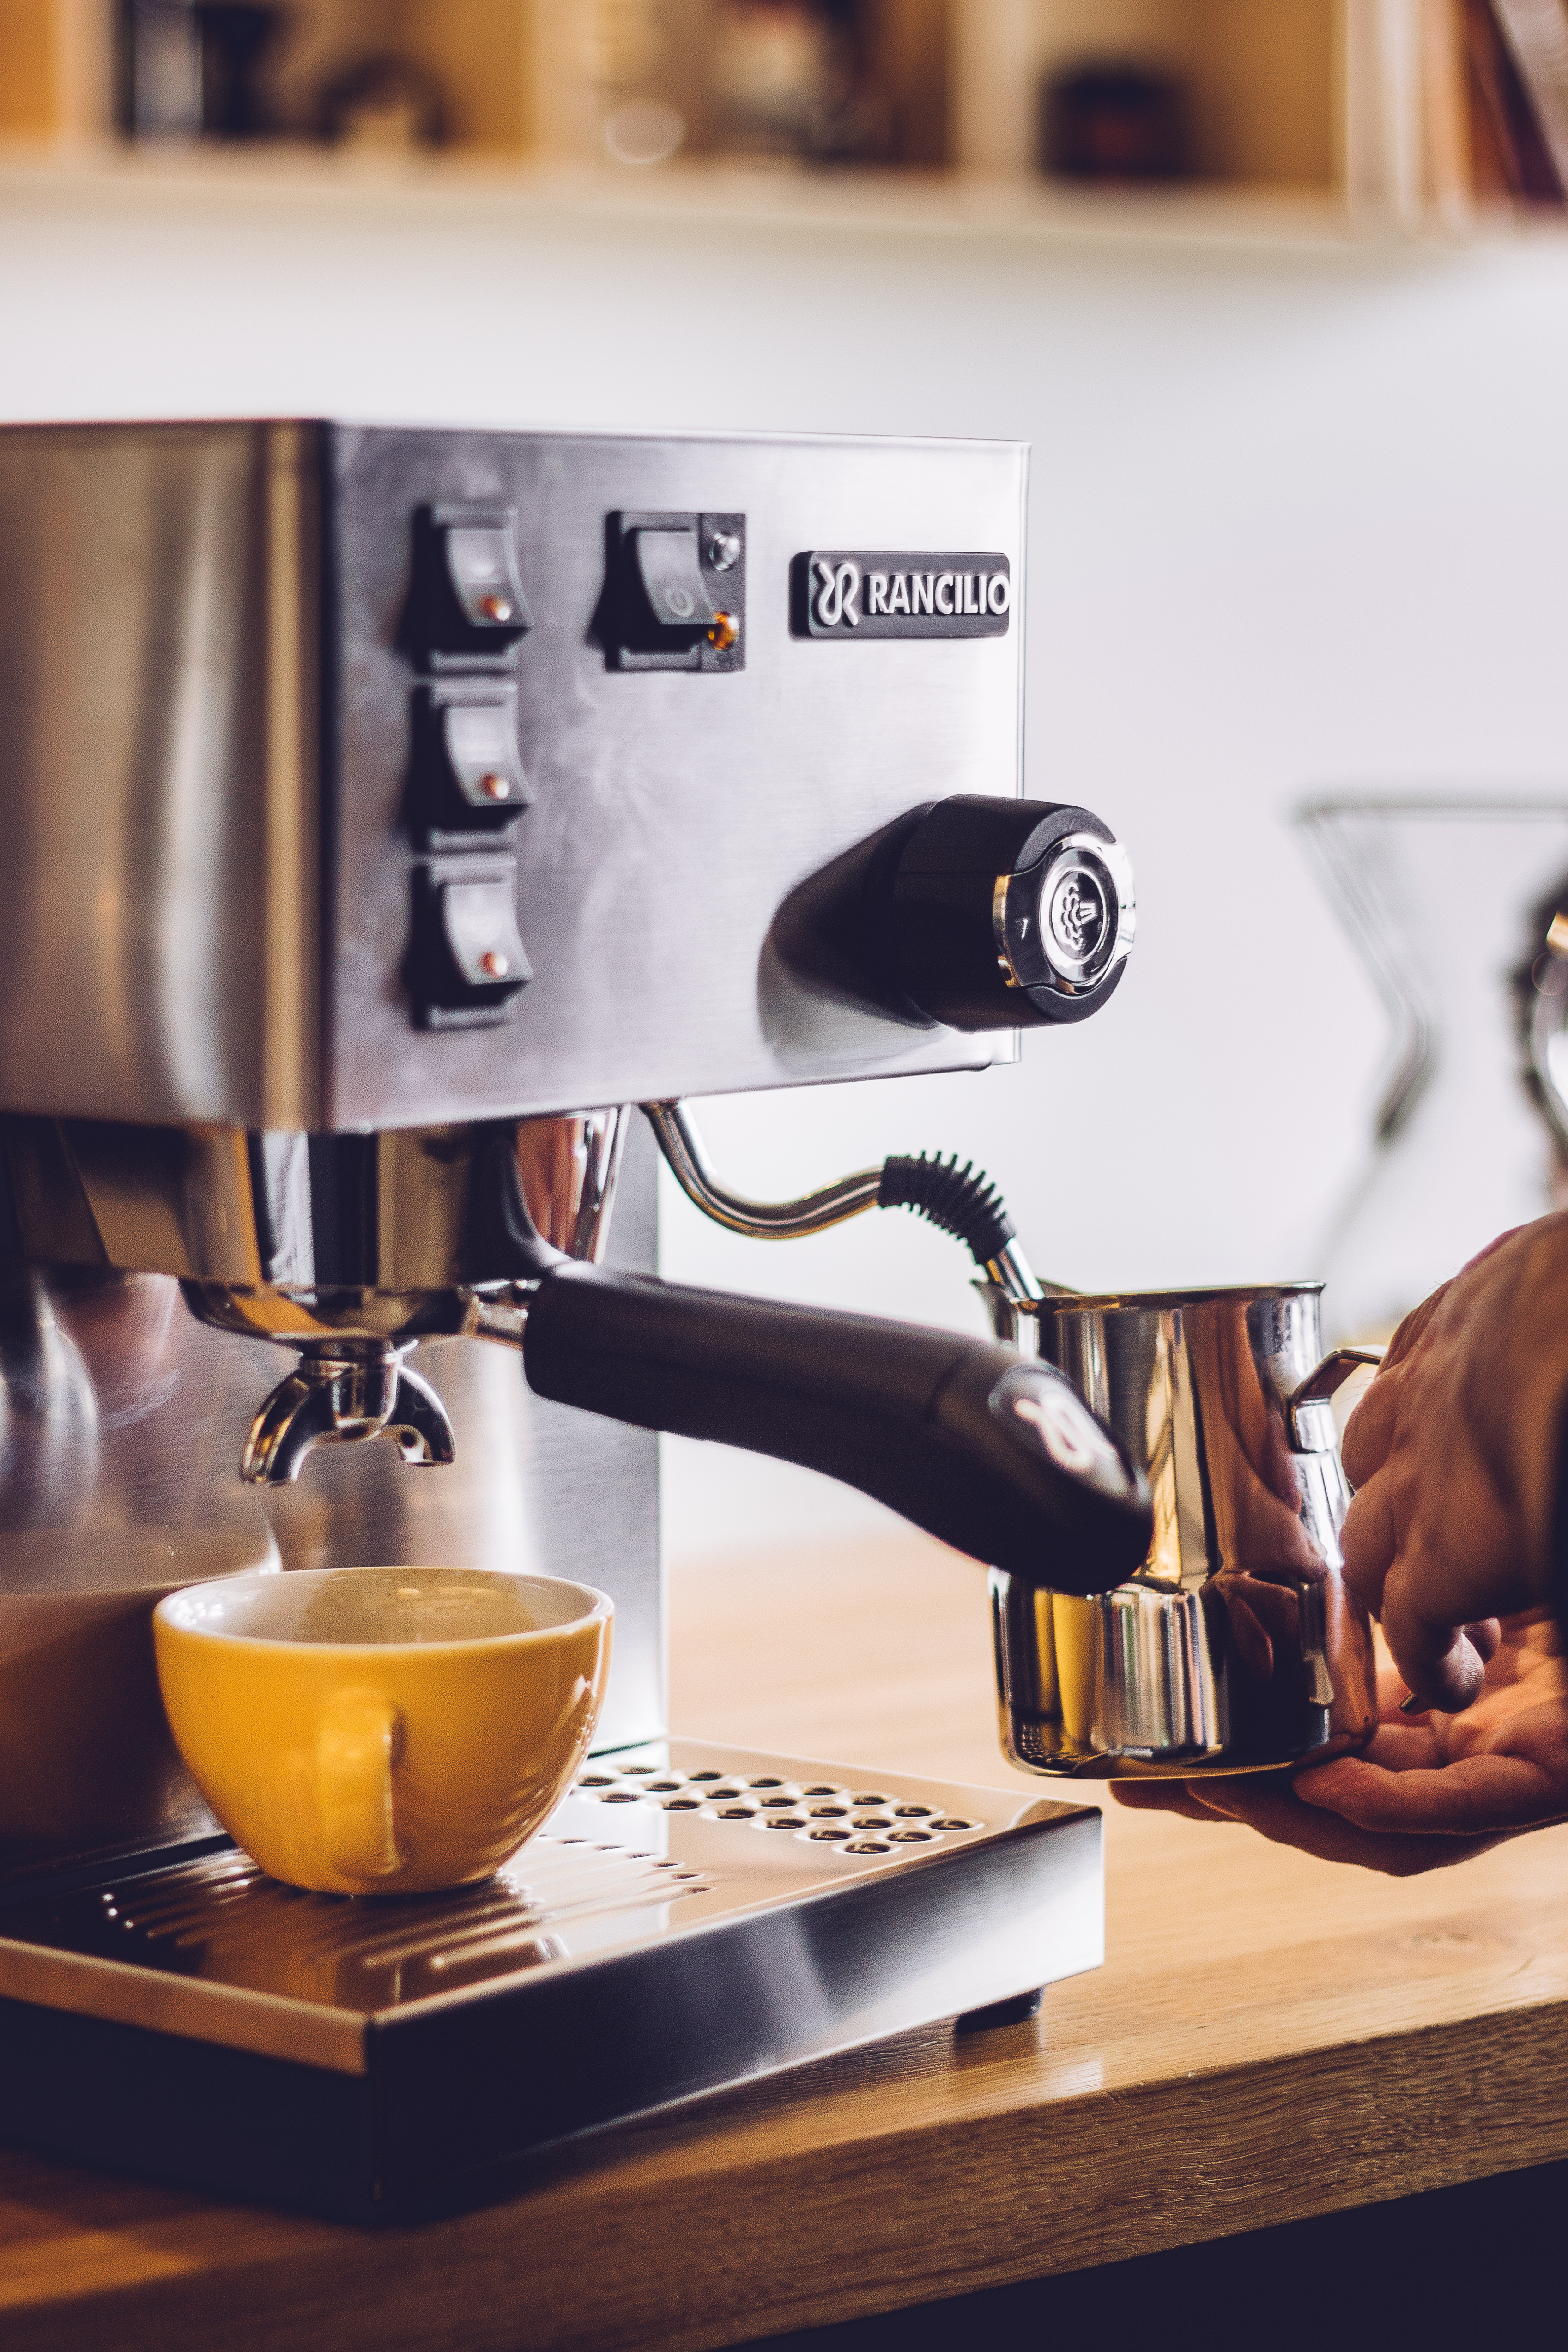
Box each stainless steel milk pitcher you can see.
[991,1284,1379,1777]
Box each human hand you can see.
[1111,1610,1568,1873]
[1338,1216,1568,1709]
[1295,1607,1568,1831]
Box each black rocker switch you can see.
[409,505,532,667]
[636,527,717,632]
[411,857,531,1029]
[412,683,531,847]
[605,511,745,673]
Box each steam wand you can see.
[641,1100,1065,1353]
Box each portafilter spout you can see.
[181,1285,521,1486]
[240,1340,457,1485]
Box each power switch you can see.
[412,683,530,847]
[605,510,745,672]
[412,857,531,1030]
[635,529,718,631]
[408,505,532,668]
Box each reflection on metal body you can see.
[0,423,320,1134]
[0,1105,639,1483]
[991,1284,1378,1777]
[0,1109,628,1291]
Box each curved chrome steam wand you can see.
[642,1100,1055,1351]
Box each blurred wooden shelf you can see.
[2,2,1559,251]
[2,1532,1568,2352]
[1,138,1551,262]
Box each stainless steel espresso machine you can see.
[0,421,1144,2218]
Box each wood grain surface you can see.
[3,1532,1567,2352]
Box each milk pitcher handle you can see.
[1287,1346,1386,1453]
[318,1692,405,1883]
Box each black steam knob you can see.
[872,795,1135,1030]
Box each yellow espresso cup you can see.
[153,1567,613,1896]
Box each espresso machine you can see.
[0,421,1144,2217]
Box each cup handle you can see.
[1288,1346,1386,1452]
[318,1693,405,1883]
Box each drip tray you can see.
[0,1740,1102,2221]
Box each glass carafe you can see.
[1297,799,1568,1343]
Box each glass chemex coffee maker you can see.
[0,421,1148,2219]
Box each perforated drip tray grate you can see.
[0,1739,1103,2222]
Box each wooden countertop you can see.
[6,1534,1568,2352]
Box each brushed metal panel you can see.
[0,423,1022,1132]
[327,427,1026,1128]
[0,421,321,1129]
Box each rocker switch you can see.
[412,857,531,1030]
[410,505,532,668]
[412,683,530,847]
[635,528,718,630]
[605,509,745,673]
[445,527,527,633]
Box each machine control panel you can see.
[403,498,745,1028]
[604,510,745,672]
[0,424,1041,1128]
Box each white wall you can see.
[3,172,1565,1557]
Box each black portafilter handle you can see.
[521,1264,1151,1595]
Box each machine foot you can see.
[954,1987,1043,2036]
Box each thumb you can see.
[1379,1589,1489,1712]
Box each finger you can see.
[1378,1588,1489,1712]
[1293,1750,1563,1833]
[1358,1722,1446,1769]
[1339,1479,1396,1618]
[1466,1617,1503,1666]
[1340,1375,1398,1490]
[1379,1283,1450,1370]
[1198,1773,1497,1876]
[1108,1782,1227,1824]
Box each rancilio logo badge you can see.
[793,551,1011,640]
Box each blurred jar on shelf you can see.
[315,54,445,153]
[710,0,888,164]
[590,0,689,167]
[115,0,288,142]
[1039,56,1191,185]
